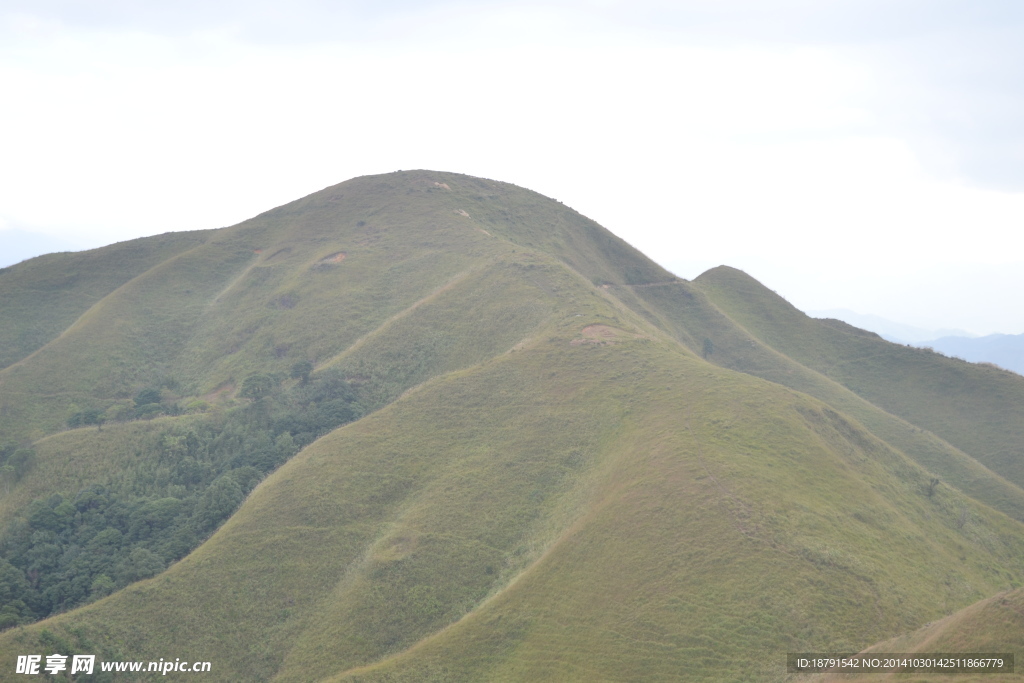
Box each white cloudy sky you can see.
[2,0,1023,334]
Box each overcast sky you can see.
[2,0,1023,334]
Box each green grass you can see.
[0,231,214,372]
[693,266,1024,490]
[816,587,1024,682]
[608,278,1024,524]
[0,238,257,443]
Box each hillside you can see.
[0,231,214,374]
[694,266,1024,491]
[0,171,1022,681]
[815,588,1024,682]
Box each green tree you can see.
[290,360,314,384]
[89,574,116,600]
[194,476,244,533]
[68,409,105,429]
[9,449,34,479]
[117,548,165,583]
[240,374,276,400]
[135,388,162,407]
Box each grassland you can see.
[610,278,1024,524]
[0,171,1023,681]
[0,231,215,372]
[694,266,1024,490]
[813,588,1024,683]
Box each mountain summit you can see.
[0,171,1022,681]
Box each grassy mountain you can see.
[591,278,1024,524]
[692,266,1024,491]
[0,171,1022,681]
[0,231,214,373]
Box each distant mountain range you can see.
[2,172,1023,681]
[810,308,1023,375]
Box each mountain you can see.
[922,333,1024,376]
[0,171,1022,681]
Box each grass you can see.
[611,278,1024,524]
[0,238,257,443]
[320,342,1024,682]
[693,266,1024,490]
[0,231,214,372]
[816,587,1024,682]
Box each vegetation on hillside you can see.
[694,265,1024,489]
[0,231,214,372]
[817,587,1024,683]
[0,368,363,628]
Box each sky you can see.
[2,0,1023,334]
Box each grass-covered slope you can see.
[816,588,1024,682]
[693,265,1024,491]
[325,360,1024,683]
[601,279,1024,524]
[0,237,258,443]
[0,231,215,373]
[1,172,1024,681]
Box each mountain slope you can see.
[693,266,1024,491]
[817,587,1024,683]
[0,172,1023,681]
[602,278,1024,524]
[0,231,214,373]
[0,173,671,447]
